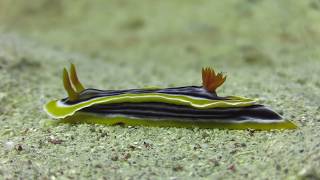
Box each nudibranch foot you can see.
[43,64,297,130]
[58,112,296,130]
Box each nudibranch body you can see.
[44,64,296,130]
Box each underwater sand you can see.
[0,1,319,179]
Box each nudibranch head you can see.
[43,64,297,130]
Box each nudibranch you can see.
[44,64,296,130]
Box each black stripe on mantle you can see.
[63,86,228,105]
[80,102,282,122]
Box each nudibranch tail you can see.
[202,67,227,94]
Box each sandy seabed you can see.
[0,1,319,179]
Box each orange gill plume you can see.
[202,67,227,94]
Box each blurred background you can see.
[1,0,319,62]
[1,0,319,97]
